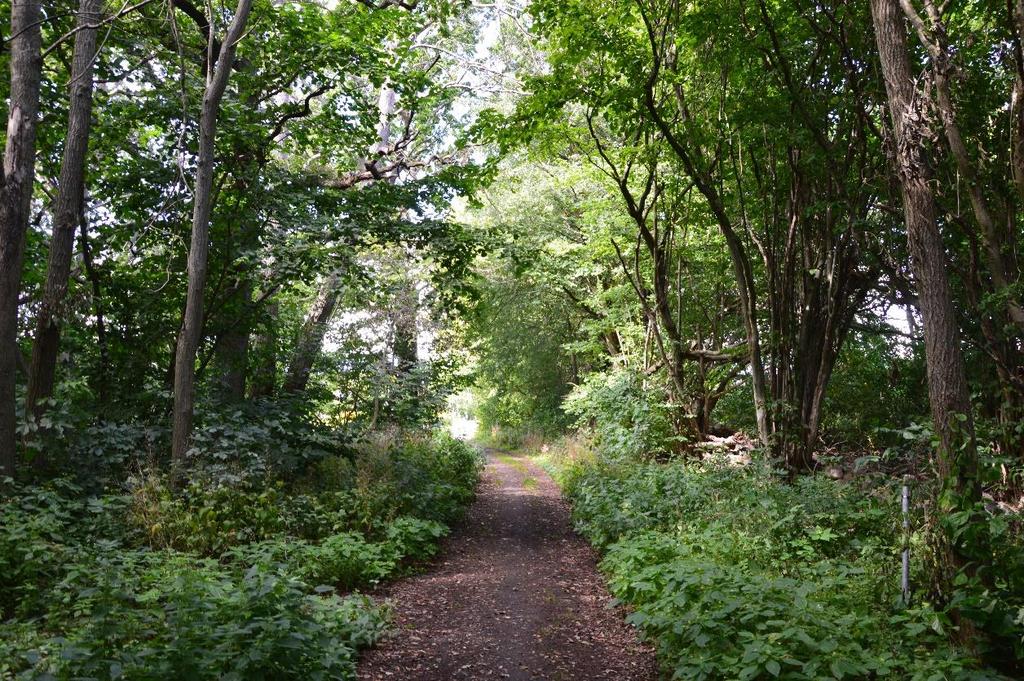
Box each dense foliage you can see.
[0,1,491,674]
[3,0,1024,675]
[0,427,481,679]
[461,0,1024,672]
[543,447,1023,679]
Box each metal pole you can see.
[901,478,911,605]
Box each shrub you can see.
[383,516,449,564]
[3,549,387,680]
[0,480,130,618]
[129,477,287,555]
[230,517,448,592]
[350,432,482,532]
[554,456,1014,679]
[1,426,481,680]
[603,532,986,679]
[563,368,675,460]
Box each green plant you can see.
[0,480,81,617]
[563,368,675,461]
[0,427,481,680]
[129,477,287,555]
[8,548,388,680]
[552,455,1015,678]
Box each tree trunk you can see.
[871,0,986,629]
[392,277,418,371]
[78,202,109,402]
[215,319,249,399]
[282,271,341,394]
[602,329,622,357]
[250,299,278,397]
[25,0,103,430]
[0,0,44,476]
[171,0,253,467]
[213,279,252,400]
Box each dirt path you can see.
[358,449,659,681]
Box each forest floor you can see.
[357,449,658,681]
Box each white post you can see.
[901,479,911,604]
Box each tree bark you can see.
[78,201,109,402]
[282,272,341,394]
[0,0,44,476]
[870,0,986,624]
[250,299,278,398]
[871,0,978,477]
[171,0,253,467]
[896,0,1024,334]
[213,279,252,400]
[215,317,249,399]
[25,0,103,429]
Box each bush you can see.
[0,427,481,680]
[28,395,353,488]
[230,516,447,592]
[0,481,81,618]
[129,477,287,555]
[563,368,675,460]
[186,398,355,484]
[351,432,482,531]
[554,456,1014,679]
[0,479,130,617]
[2,549,387,680]
[603,533,988,680]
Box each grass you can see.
[496,453,531,474]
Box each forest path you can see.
[357,449,658,681]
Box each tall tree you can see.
[283,271,343,394]
[890,0,1024,460]
[0,0,44,476]
[171,0,254,466]
[520,0,882,468]
[870,0,986,629]
[26,0,104,429]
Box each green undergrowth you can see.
[541,446,1020,680]
[496,452,530,473]
[0,430,482,680]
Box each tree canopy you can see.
[0,0,1023,676]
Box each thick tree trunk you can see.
[392,277,418,371]
[250,299,278,397]
[215,319,249,399]
[213,279,252,400]
[78,203,109,402]
[871,0,978,477]
[171,0,253,467]
[0,0,44,476]
[26,0,103,429]
[282,272,341,394]
[871,0,986,625]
